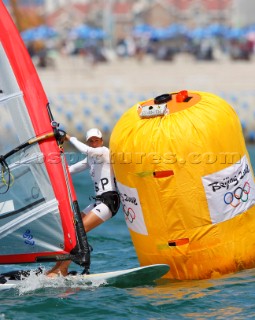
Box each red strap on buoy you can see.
[168,238,189,246]
[153,170,174,178]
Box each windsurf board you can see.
[0,264,170,290]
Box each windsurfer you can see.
[47,128,120,277]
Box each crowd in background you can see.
[14,22,255,146]
[21,23,255,68]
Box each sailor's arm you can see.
[66,134,105,156]
[69,159,89,174]
[65,134,90,153]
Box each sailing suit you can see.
[68,137,119,221]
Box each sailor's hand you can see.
[55,129,66,145]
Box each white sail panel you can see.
[0,42,65,257]
[0,43,35,152]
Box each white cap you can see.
[86,128,102,141]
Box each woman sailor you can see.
[47,128,120,277]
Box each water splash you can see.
[15,269,107,295]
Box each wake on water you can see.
[10,268,107,295]
[14,266,255,295]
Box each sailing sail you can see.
[0,1,90,270]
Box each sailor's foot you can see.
[46,261,71,277]
[46,269,68,277]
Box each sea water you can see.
[1,146,255,320]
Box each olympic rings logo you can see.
[123,205,136,223]
[224,181,250,208]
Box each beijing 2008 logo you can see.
[224,181,250,208]
[123,205,136,223]
[120,193,137,223]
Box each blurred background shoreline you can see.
[3,0,255,144]
[37,53,255,145]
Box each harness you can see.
[95,191,120,216]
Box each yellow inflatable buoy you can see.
[110,90,255,280]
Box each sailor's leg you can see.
[46,203,111,277]
[82,202,112,232]
[46,260,71,277]
[82,211,104,232]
